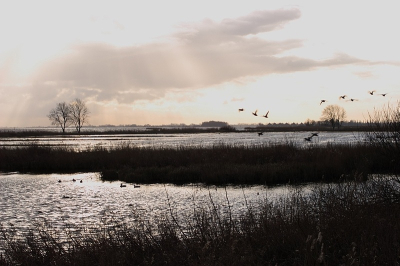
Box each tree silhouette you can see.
[69,98,89,133]
[321,104,346,130]
[47,102,72,133]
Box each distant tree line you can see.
[201,121,228,127]
[47,98,89,133]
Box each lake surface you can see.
[0,172,306,246]
[0,131,366,150]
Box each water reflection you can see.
[1,173,300,238]
[0,131,366,150]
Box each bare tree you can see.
[69,98,89,133]
[47,102,72,133]
[321,104,347,130]
[365,101,400,153]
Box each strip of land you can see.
[1,140,398,185]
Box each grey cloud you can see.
[31,8,364,105]
[216,9,301,36]
[319,53,366,67]
[176,9,301,47]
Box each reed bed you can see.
[1,176,399,265]
[0,141,398,185]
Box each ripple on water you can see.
[1,172,300,243]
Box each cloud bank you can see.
[30,8,363,106]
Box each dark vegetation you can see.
[0,142,399,186]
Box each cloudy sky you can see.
[1,0,399,127]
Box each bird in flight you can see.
[262,111,269,118]
[368,90,376,95]
[311,133,319,137]
[339,95,347,100]
[258,132,263,136]
[304,136,313,142]
[320,100,326,105]
[348,98,358,102]
[379,93,388,97]
[238,108,244,112]
[252,110,258,116]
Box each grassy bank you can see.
[1,142,399,185]
[1,177,399,265]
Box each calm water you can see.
[0,131,366,150]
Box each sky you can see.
[1,1,400,127]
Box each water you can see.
[1,172,305,245]
[0,131,366,150]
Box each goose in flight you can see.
[262,111,269,118]
[339,95,347,100]
[320,100,326,105]
[348,98,358,102]
[311,133,319,137]
[258,132,263,136]
[252,110,258,116]
[379,93,388,97]
[304,136,313,142]
[238,108,244,112]
[368,90,376,95]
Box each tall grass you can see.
[365,101,400,159]
[1,175,400,265]
[0,142,397,185]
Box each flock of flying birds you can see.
[319,90,388,105]
[238,90,389,141]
